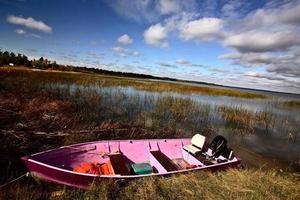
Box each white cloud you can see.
[132,51,140,56]
[223,31,300,52]
[242,2,300,30]
[14,28,41,39]
[117,34,133,45]
[29,33,41,39]
[111,46,140,57]
[244,71,285,81]
[221,0,244,18]
[219,52,274,67]
[265,53,300,77]
[157,61,177,68]
[157,0,180,15]
[179,18,223,41]
[15,29,26,35]
[106,0,157,23]
[144,23,168,47]
[220,51,300,78]
[216,1,300,92]
[7,15,52,33]
[106,0,196,23]
[244,71,260,77]
[112,46,127,57]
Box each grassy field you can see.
[0,67,299,199]
[1,169,299,200]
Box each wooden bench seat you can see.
[151,151,178,172]
[108,153,131,175]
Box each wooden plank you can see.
[108,153,131,175]
[151,151,178,172]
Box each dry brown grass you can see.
[0,67,268,99]
[0,67,298,200]
[1,169,299,200]
[217,106,275,134]
[279,100,300,108]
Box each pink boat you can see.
[21,135,241,189]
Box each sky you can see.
[0,0,300,94]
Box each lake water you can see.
[51,82,300,171]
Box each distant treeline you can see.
[0,50,31,66]
[0,49,186,81]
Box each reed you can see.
[0,67,268,99]
[279,100,300,108]
[217,106,275,134]
[0,68,215,135]
[0,67,298,200]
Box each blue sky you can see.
[0,0,300,93]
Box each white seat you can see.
[183,134,206,155]
[183,144,201,154]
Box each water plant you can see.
[0,67,268,99]
[0,67,299,200]
[216,106,275,135]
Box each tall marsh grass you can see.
[0,68,215,136]
[217,106,275,134]
[0,67,268,99]
[279,100,300,108]
[1,68,299,200]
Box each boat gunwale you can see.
[22,137,241,178]
[27,138,192,157]
[26,157,241,178]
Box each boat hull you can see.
[21,139,241,189]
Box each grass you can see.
[0,67,268,99]
[217,106,275,134]
[279,100,300,108]
[1,169,299,200]
[0,67,299,199]
[0,67,215,136]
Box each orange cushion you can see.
[73,166,87,173]
[73,162,114,175]
[74,163,95,174]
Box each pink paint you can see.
[22,138,241,189]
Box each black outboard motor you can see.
[208,135,227,158]
[221,147,234,160]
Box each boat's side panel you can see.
[21,138,242,189]
[23,156,241,189]
[23,158,96,189]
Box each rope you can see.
[0,172,30,189]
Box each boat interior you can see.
[28,135,237,176]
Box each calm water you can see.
[52,82,300,171]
